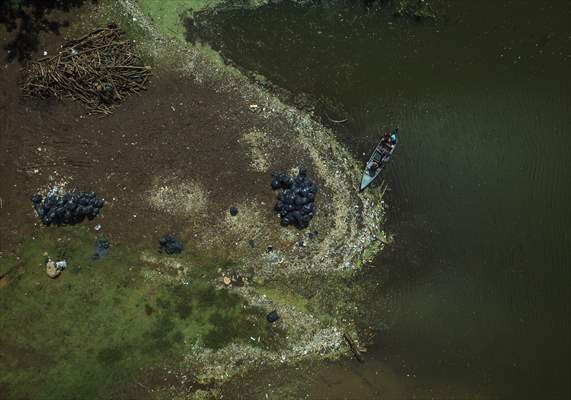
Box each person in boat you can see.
[380,129,398,161]
[381,130,398,150]
[389,130,398,145]
[369,158,380,174]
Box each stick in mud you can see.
[344,332,365,363]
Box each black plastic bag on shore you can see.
[159,234,183,255]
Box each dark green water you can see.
[194,1,571,398]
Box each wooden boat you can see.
[359,129,398,192]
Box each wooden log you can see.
[343,332,365,363]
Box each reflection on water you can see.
[196,0,571,398]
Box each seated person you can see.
[369,158,380,174]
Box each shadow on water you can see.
[0,0,97,62]
[189,0,571,398]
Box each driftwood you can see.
[344,332,365,363]
[21,25,151,115]
[325,113,348,124]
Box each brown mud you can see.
[0,24,304,254]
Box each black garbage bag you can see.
[274,201,284,212]
[295,196,308,206]
[266,310,279,323]
[229,206,239,216]
[282,192,293,205]
[302,202,314,213]
[290,210,302,222]
[280,176,293,189]
[159,234,183,255]
[93,238,110,260]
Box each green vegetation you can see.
[137,0,269,41]
[137,0,219,40]
[0,226,280,399]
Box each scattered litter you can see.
[45,258,66,278]
[55,260,67,270]
[94,224,102,231]
[159,234,183,255]
[45,260,59,278]
[223,276,231,286]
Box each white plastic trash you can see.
[55,260,67,270]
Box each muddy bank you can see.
[0,0,388,398]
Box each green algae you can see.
[0,226,279,399]
[137,0,270,41]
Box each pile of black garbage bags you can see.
[271,168,317,229]
[32,190,104,226]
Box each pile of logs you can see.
[21,25,151,114]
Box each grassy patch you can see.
[0,226,277,399]
[257,286,310,314]
[137,0,269,41]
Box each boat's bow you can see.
[359,169,375,191]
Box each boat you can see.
[359,129,398,192]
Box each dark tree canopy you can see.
[0,0,98,62]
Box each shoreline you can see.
[0,1,389,397]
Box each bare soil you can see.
[0,25,306,253]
